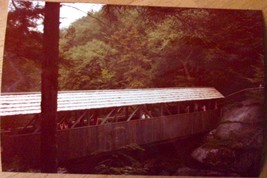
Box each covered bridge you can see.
[1,87,224,163]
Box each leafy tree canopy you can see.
[2,3,264,95]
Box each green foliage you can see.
[2,1,43,92]
[2,53,40,91]
[246,54,264,86]
[94,144,148,175]
[106,25,153,88]
[3,4,264,95]
[3,155,40,172]
[3,155,23,172]
[59,39,116,89]
[146,16,184,53]
[203,137,241,149]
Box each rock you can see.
[160,170,170,175]
[231,148,262,175]
[57,167,68,174]
[191,100,263,176]
[175,167,201,176]
[175,167,239,176]
[215,104,263,139]
[191,147,219,163]
[191,146,235,168]
[222,104,262,122]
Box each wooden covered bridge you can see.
[0,87,224,163]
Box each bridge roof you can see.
[0,87,224,116]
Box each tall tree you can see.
[2,1,43,92]
[40,2,60,173]
[107,25,153,88]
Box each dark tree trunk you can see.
[41,2,60,173]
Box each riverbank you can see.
[60,133,218,175]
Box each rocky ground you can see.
[61,135,204,175]
[190,96,264,177]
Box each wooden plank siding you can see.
[1,110,220,163]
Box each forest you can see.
[2,1,264,95]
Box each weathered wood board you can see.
[2,110,220,163]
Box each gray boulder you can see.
[191,100,263,176]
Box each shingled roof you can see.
[0,87,224,116]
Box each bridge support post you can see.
[125,107,129,120]
[177,103,180,114]
[160,104,164,116]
